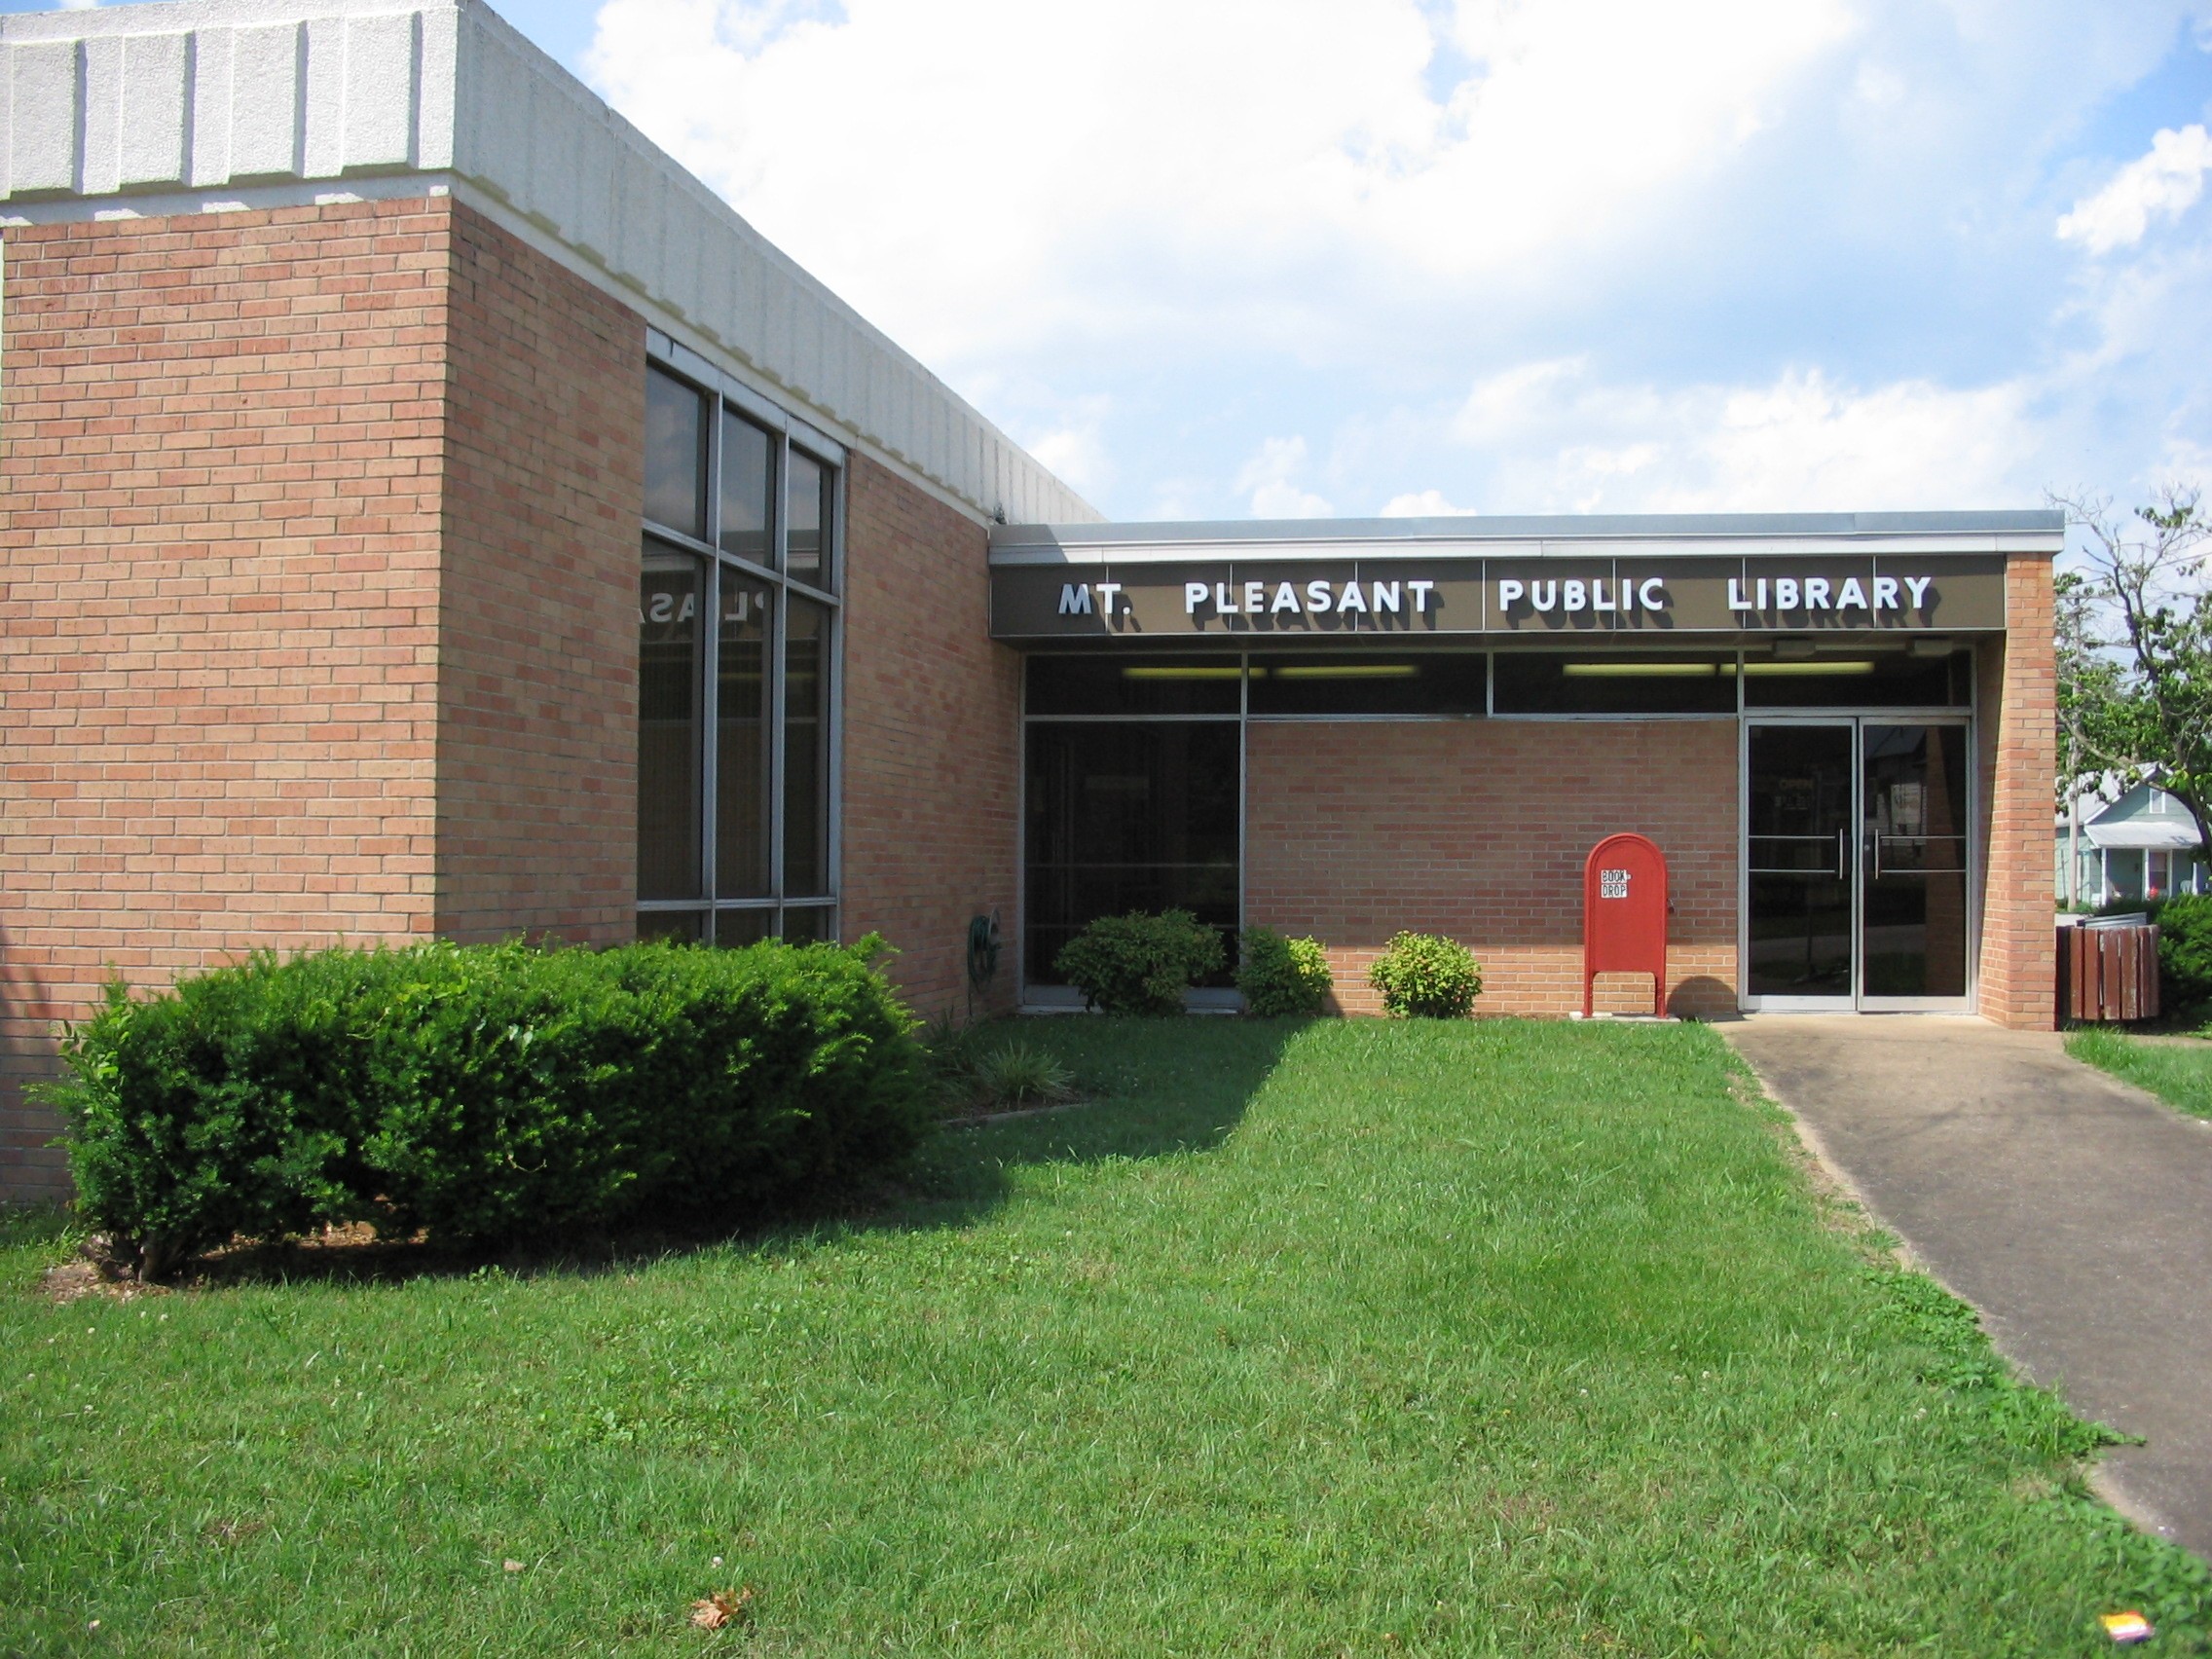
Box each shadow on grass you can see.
[66,1016,1305,1295]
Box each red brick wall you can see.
[0,201,452,1198]
[838,455,1018,1020]
[1976,554,2057,1029]
[432,203,642,943]
[1245,719,1740,1017]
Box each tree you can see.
[2048,485,2212,890]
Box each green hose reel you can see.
[966,911,1002,988]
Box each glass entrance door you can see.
[1744,720,1972,1010]
[1747,723,1857,1003]
[1859,723,1971,1007]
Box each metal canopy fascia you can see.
[988,510,2065,567]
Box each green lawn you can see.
[2068,1027,2212,1119]
[5,1018,2206,1655]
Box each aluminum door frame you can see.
[1736,714,1978,1014]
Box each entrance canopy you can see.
[988,510,2055,644]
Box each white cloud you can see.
[584,0,1856,363]
[2057,125,2212,255]
[1380,489,1480,517]
[1015,397,1115,498]
[1235,437,1334,519]
[1443,359,2041,512]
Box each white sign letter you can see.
[1371,581,1401,613]
[1803,576,1831,609]
[1094,581,1122,614]
[1407,579,1436,612]
[1337,581,1367,613]
[1836,576,1868,609]
[1307,579,1334,612]
[1727,577,1752,612]
[1498,578,1526,609]
[1641,577,1668,610]
[1057,583,1092,616]
[1185,581,1210,613]
[1903,575,1934,610]
[1872,575,1900,609]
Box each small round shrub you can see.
[2155,893,2212,1009]
[970,1040,1077,1110]
[1368,931,1482,1018]
[1052,909,1226,1015]
[1235,926,1333,1017]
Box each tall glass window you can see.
[639,358,840,943]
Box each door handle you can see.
[1837,827,1849,882]
[1868,831,1881,880]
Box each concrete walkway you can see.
[1724,1014,2212,1559]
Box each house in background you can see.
[2059,784,2209,906]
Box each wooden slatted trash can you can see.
[2057,917,2160,1023]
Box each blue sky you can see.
[14,0,2212,524]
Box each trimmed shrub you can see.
[1235,927,1334,1017]
[1368,931,1482,1018]
[2155,893,2212,1008]
[1053,910,1226,1015]
[47,938,931,1278]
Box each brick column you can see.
[1975,553,2057,1028]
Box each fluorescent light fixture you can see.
[1122,666,1243,681]
[1272,664,1419,680]
[1739,660,1877,676]
[1560,662,1718,679]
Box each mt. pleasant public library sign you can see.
[989,544,2010,641]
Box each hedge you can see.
[48,937,931,1279]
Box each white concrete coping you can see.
[0,0,1098,529]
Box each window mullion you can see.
[698,402,723,907]
[768,434,790,935]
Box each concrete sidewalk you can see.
[1724,1014,2212,1559]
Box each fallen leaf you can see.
[690,1587,755,1630]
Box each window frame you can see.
[637,336,845,944]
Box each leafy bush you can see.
[969,1040,1078,1110]
[2154,894,2212,1008]
[47,938,931,1279]
[1368,932,1482,1018]
[1235,927,1334,1017]
[1052,910,1226,1015]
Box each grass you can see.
[6,1017,2209,1655]
[2067,1026,2212,1119]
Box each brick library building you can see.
[0,0,2058,1201]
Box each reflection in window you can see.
[645,367,706,539]
[717,572,772,898]
[720,411,773,565]
[638,362,838,944]
[638,551,701,900]
[789,449,830,590]
[1024,721,1240,984]
[784,597,830,897]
